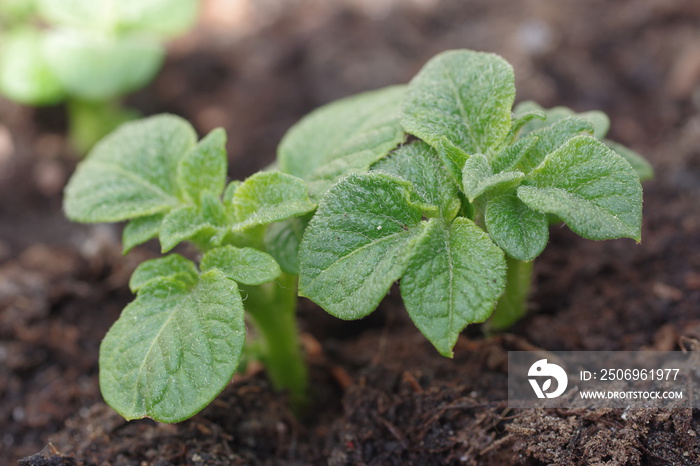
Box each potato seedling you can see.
[288,50,650,349]
[64,114,315,422]
[64,49,651,422]
[0,0,198,152]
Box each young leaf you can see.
[513,100,546,117]
[514,101,610,139]
[199,192,228,228]
[491,136,537,174]
[122,213,164,253]
[302,124,408,198]
[128,254,198,292]
[508,110,546,139]
[400,218,506,357]
[222,180,241,205]
[159,206,218,253]
[201,245,280,286]
[517,116,594,173]
[177,128,227,204]
[230,172,315,231]
[436,136,470,184]
[401,49,515,156]
[64,114,197,222]
[461,154,524,202]
[372,141,460,219]
[299,173,427,320]
[517,135,643,241]
[278,85,406,198]
[264,217,306,275]
[485,193,549,261]
[99,269,246,423]
[514,101,569,135]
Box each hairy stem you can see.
[488,255,533,330]
[241,273,307,409]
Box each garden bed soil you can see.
[3,0,700,464]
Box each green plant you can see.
[288,50,650,352]
[63,49,651,423]
[0,0,198,153]
[64,115,315,422]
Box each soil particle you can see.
[18,453,77,466]
[508,407,700,466]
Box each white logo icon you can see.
[528,359,568,398]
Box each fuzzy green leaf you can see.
[515,101,610,139]
[177,128,227,203]
[491,136,537,174]
[509,110,546,139]
[199,192,228,228]
[435,136,470,184]
[129,254,198,292]
[279,86,406,198]
[461,154,524,202]
[401,50,515,155]
[64,114,197,222]
[201,245,280,286]
[43,29,164,100]
[401,217,506,357]
[513,101,544,119]
[605,140,654,181]
[264,217,306,275]
[514,101,570,135]
[299,173,427,320]
[230,172,315,231]
[100,269,245,423]
[517,116,594,173]
[222,181,241,206]
[372,141,460,219]
[485,193,548,261]
[517,135,643,241]
[122,213,164,254]
[514,102,651,181]
[159,206,217,253]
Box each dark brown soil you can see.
[3,0,700,464]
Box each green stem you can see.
[488,255,533,330]
[67,98,139,155]
[240,273,307,409]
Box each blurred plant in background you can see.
[0,0,199,153]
